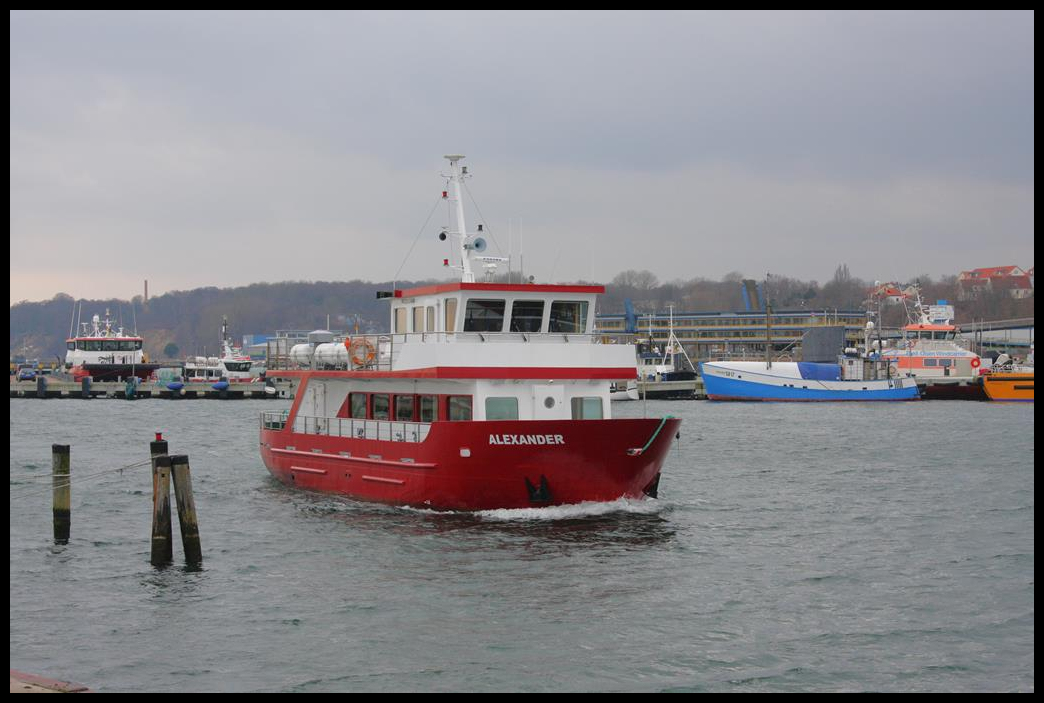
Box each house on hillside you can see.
[958,266,1033,300]
[868,282,914,305]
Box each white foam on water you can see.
[475,497,663,522]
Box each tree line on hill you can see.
[9,264,1033,362]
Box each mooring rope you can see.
[10,458,153,499]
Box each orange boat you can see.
[982,371,1034,401]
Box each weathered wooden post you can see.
[52,444,71,544]
[150,435,174,566]
[170,454,203,566]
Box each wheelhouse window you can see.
[413,306,425,333]
[372,394,390,420]
[510,300,544,333]
[394,395,415,421]
[447,396,473,421]
[549,301,589,333]
[394,308,407,334]
[570,397,604,419]
[445,298,457,332]
[225,361,251,372]
[426,306,436,333]
[349,393,367,419]
[463,299,506,332]
[485,397,519,420]
[67,342,75,350]
[419,395,437,423]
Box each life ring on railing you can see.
[349,338,376,367]
[970,357,981,369]
[343,336,351,351]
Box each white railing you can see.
[269,332,606,371]
[260,411,431,443]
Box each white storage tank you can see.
[289,344,315,367]
[314,342,350,368]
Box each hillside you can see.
[10,268,1032,363]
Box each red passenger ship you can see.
[259,156,680,510]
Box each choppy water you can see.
[9,398,1034,692]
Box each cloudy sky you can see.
[10,10,1034,304]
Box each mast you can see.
[444,155,474,283]
[764,275,773,369]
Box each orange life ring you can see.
[343,337,351,351]
[349,338,376,367]
[970,357,981,368]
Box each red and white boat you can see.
[259,155,680,511]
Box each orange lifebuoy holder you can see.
[349,337,377,368]
[970,357,981,369]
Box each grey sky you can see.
[10,10,1034,304]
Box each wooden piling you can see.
[151,456,173,566]
[52,444,70,545]
[149,436,173,566]
[170,454,202,566]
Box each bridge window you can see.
[485,397,519,420]
[394,308,407,334]
[463,299,506,332]
[510,300,544,333]
[550,301,589,333]
[444,298,457,332]
[413,306,424,333]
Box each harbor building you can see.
[595,309,870,362]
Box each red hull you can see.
[260,417,680,511]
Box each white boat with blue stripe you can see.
[700,358,920,401]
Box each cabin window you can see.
[510,300,545,333]
[485,397,519,420]
[463,299,506,332]
[413,306,425,333]
[394,308,407,334]
[349,393,367,419]
[419,395,437,422]
[426,306,435,333]
[923,359,937,367]
[102,340,119,351]
[549,301,589,333]
[938,359,952,368]
[67,342,75,350]
[570,397,604,420]
[372,393,390,420]
[394,395,415,421]
[444,298,457,332]
[447,396,473,421]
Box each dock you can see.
[10,379,296,400]
[637,377,705,400]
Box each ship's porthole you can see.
[544,397,556,408]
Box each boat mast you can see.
[445,155,475,283]
[764,274,773,369]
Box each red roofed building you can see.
[868,282,912,305]
[958,266,1033,300]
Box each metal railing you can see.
[267,332,604,371]
[261,411,431,443]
